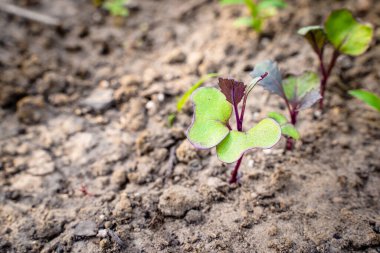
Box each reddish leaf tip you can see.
[218,78,246,105]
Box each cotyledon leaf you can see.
[282,72,321,110]
[216,118,281,163]
[325,9,373,56]
[250,60,284,98]
[297,25,326,54]
[186,87,232,149]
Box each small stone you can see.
[99,238,110,249]
[114,193,132,216]
[176,140,198,163]
[104,221,113,229]
[164,48,187,64]
[157,93,165,102]
[158,185,201,217]
[74,221,97,237]
[145,100,155,110]
[81,88,113,111]
[111,168,128,188]
[16,96,46,124]
[97,229,108,238]
[185,210,203,224]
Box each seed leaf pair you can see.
[299,9,373,56]
[186,86,281,163]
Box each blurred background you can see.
[0,0,379,252]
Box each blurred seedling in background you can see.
[298,9,373,109]
[349,90,380,113]
[220,0,286,33]
[251,60,319,150]
[93,0,129,17]
[167,73,218,127]
[186,76,282,184]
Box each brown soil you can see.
[1,0,380,252]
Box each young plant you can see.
[220,0,286,33]
[250,60,320,150]
[349,89,380,113]
[298,9,373,109]
[103,0,129,17]
[186,76,282,184]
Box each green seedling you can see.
[298,9,373,109]
[349,89,380,112]
[186,76,282,184]
[103,0,129,17]
[250,60,319,150]
[220,0,286,33]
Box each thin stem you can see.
[319,49,340,109]
[239,72,268,127]
[231,87,242,131]
[285,110,298,151]
[229,156,243,184]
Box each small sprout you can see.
[186,76,281,184]
[220,0,286,33]
[177,73,218,112]
[268,112,300,140]
[103,0,129,17]
[167,113,176,127]
[298,9,373,109]
[349,89,380,112]
[251,60,320,150]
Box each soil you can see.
[1,0,380,252]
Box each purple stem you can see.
[228,73,268,184]
[231,87,242,131]
[229,156,243,184]
[319,49,340,109]
[285,109,298,151]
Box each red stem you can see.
[232,87,242,131]
[319,50,339,109]
[285,110,298,151]
[229,156,243,184]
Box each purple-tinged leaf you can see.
[250,60,284,99]
[298,89,322,110]
[283,72,321,111]
[218,78,246,105]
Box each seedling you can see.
[349,89,380,112]
[250,60,319,150]
[298,9,373,109]
[186,76,282,184]
[220,0,286,33]
[103,0,129,17]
